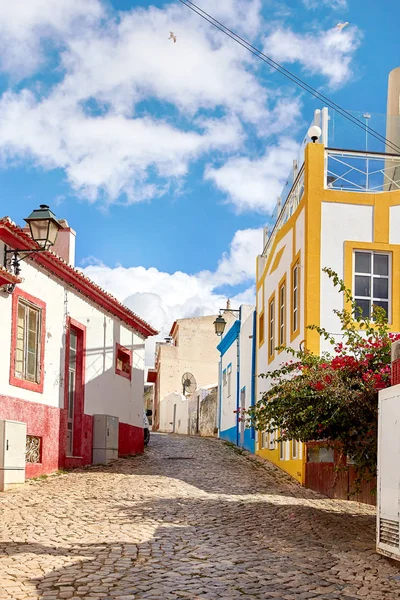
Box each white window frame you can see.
[15,299,41,383]
[353,250,391,322]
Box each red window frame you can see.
[115,343,132,380]
[10,287,46,393]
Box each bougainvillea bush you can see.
[246,268,400,480]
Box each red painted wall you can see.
[0,395,143,478]
[119,422,144,455]
[0,395,60,478]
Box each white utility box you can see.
[93,414,119,465]
[0,420,27,492]
[377,383,400,561]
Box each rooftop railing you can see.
[325,149,400,192]
[262,164,305,260]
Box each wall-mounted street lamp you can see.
[4,205,61,291]
[213,307,240,337]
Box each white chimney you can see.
[52,219,76,266]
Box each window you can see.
[227,364,232,397]
[269,430,276,450]
[26,435,42,464]
[278,279,286,347]
[292,439,299,459]
[268,295,275,359]
[222,369,227,387]
[261,431,268,449]
[292,260,300,335]
[259,311,265,347]
[115,343,132,380]
[354,251,390,319]
[15,300,41,383]
[279,437,285,461]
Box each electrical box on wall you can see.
[0,420,27,492]
[377,384,400,561]
[93,415,119,465]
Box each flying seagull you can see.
[336,22,349,31]
[169,31,177,43]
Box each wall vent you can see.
[379,518,400,548]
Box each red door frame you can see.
[64,317,86,457]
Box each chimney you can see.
[386,67,400,149]
[52,219,76,266]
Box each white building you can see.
[0,210,157,480]
[147,315,221,431]
[218,304,256,452]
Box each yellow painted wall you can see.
[255,142,400,485]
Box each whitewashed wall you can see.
[320,202,374,355]
[159,392,188,434]
[257,207,305,398]
[0,255,145,428]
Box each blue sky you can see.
[0,0,398,360]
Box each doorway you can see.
[65,320,85,458]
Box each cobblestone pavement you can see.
[0,434,400,600]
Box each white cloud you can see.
[264,25,360,87]
[0,0,289,205]
[0,90,243,202]
[0,0,104,78]
[82,226,262,364]
[302,0,348,9]
[205,138,299,213]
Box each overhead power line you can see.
[178,0,400,155]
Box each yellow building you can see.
[255,124,400,486]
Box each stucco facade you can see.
[150,315,220,431]
[218,305,256,452]
[0,216,157,479]
[256,140,400,486]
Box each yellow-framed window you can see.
[291,258,300,338]
[268,293,275,361]
[278,276,286,348]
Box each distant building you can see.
[147,315,222,432]
[143,384,154,426]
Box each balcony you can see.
[326,149,400,193]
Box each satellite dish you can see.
[182,372,197,395]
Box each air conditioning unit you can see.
[0,420,27,492]
[93,415,119,465]
[377,383,400,561]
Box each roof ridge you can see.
[0,217,158,338]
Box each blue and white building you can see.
[217,304,256,452]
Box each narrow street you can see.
[0,434,399,600]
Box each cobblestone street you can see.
[0,433,399,600]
